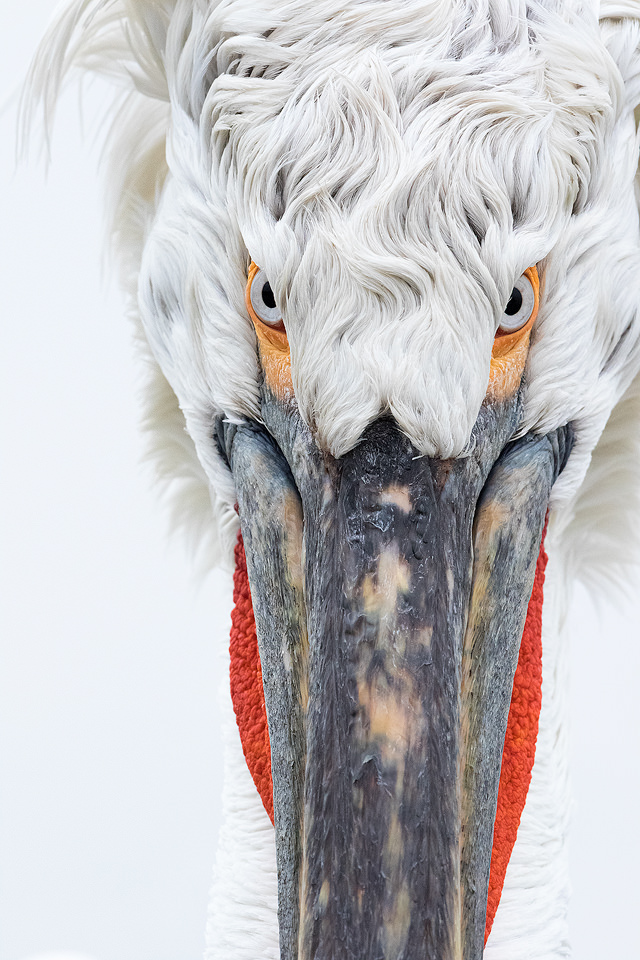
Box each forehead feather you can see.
[199,0,617,333]
[143,0,638,474]
[207,0,613,233]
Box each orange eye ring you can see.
[246,262,286,335]
[488,265,539,400]
[246,262,293,400]
[493,266,539,352]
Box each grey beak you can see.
[218,399,572,960]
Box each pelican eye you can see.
[498,273,536,334]
[248,267,284,329]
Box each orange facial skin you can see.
[487,265,540,400]
[245,261,294,401]
[246,262,540,404]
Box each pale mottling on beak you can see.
[380,484,413,513]
[361,547,411,619]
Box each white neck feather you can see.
[205,630,279,960]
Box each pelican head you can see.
[29,0,640,957]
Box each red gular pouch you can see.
[229,533,273,824]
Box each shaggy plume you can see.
[25,0,640,579]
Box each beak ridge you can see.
[221,409,573,960]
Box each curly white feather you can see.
[23,1,640,957]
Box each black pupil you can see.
[261,281,276,310]
[505,287,523,316]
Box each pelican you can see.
[26,0,640,957]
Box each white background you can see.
[1,5,639,960]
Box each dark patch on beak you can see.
[218,394,572,960]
